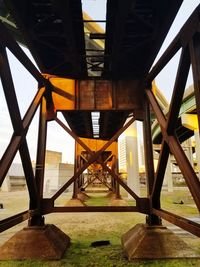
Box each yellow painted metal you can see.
[77,138,118,171]
[77,138,118,156]
[181,114,198,131]
[43,74,143,112]
[43,74,75,110]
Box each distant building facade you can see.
[1,150,74,194]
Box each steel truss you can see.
[0,6,200,239]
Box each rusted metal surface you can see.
[43,205,138,215]
[0,224,70,260]
[53,116,140,202]
[151,140,169,209]
[0,87,44,184]
[143,97,155,196]
[56,116,140,201]
[166,47,190,135]
[146,89,200,212]
[0,45,38,208]
[0,22,45,84]
[77,80,143,111]
[146,6,199,84]
[0,211,29,233]
[0,0,199,244]
[35,97,47,200]
[122,223,199,259]
[145,5,200,227]
[153,209,200,237]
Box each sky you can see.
[0,0,199,165]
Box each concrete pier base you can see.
[77,192,90,202]
[106,191,116,199]
[121,223,198,260]
[66,198,86,206]
[0,224,70,260]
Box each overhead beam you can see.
[52,0,87,76]
[0,21,45,84]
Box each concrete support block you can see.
[121,223,198,260]
[1,175,11,192]
[0,224,70,260]
[77,192,90,202]
[65,198,86,206]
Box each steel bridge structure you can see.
[0,0,200,261]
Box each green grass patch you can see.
[85,193,110,206]
[0,189,200,266]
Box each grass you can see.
[0,188,200,266]
[160,189,199,216]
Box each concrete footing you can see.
[0,224,70,260]
[77,192,90,202]
[121,223,199,260]
[65,198,86,206]
[106,191,116,198]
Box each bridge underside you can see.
[0,0,200,261]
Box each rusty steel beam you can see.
[83,176,97,190]
[146,5,199,84]
[56,116,135,153]
[99,160,140,201]
[146,89,200,212]
[0,46,23,134]
[151,140,170,209]
[81,158,113,189]
[0,87,45,184]
[55,117,140,201]
[0,46,39,207]
[95,176,112,190]
[143,97,155,196]
[51,151,98,201]
[35,98,47,200]
[72,142,78,199]
[43,205,138,215]
[52,206,138,213]
[103,153,113,164]
[0,211,29,233]
[190,32,200,132]
[0,22,45,84]
[52,118,135,200]
[167,46,190,134]
[0,135,21,185]
[153,208,200,237]
[151,46,190,207]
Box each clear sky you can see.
[0,0,199,164]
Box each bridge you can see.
[152,84,196,144]
[0,0,200,261]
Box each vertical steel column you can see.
[72,142,78,199]
[114,157,121,199]
[146,89,200,211]
[29,97,47,226]
[143,96,161,225]
[143,97,155,195]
